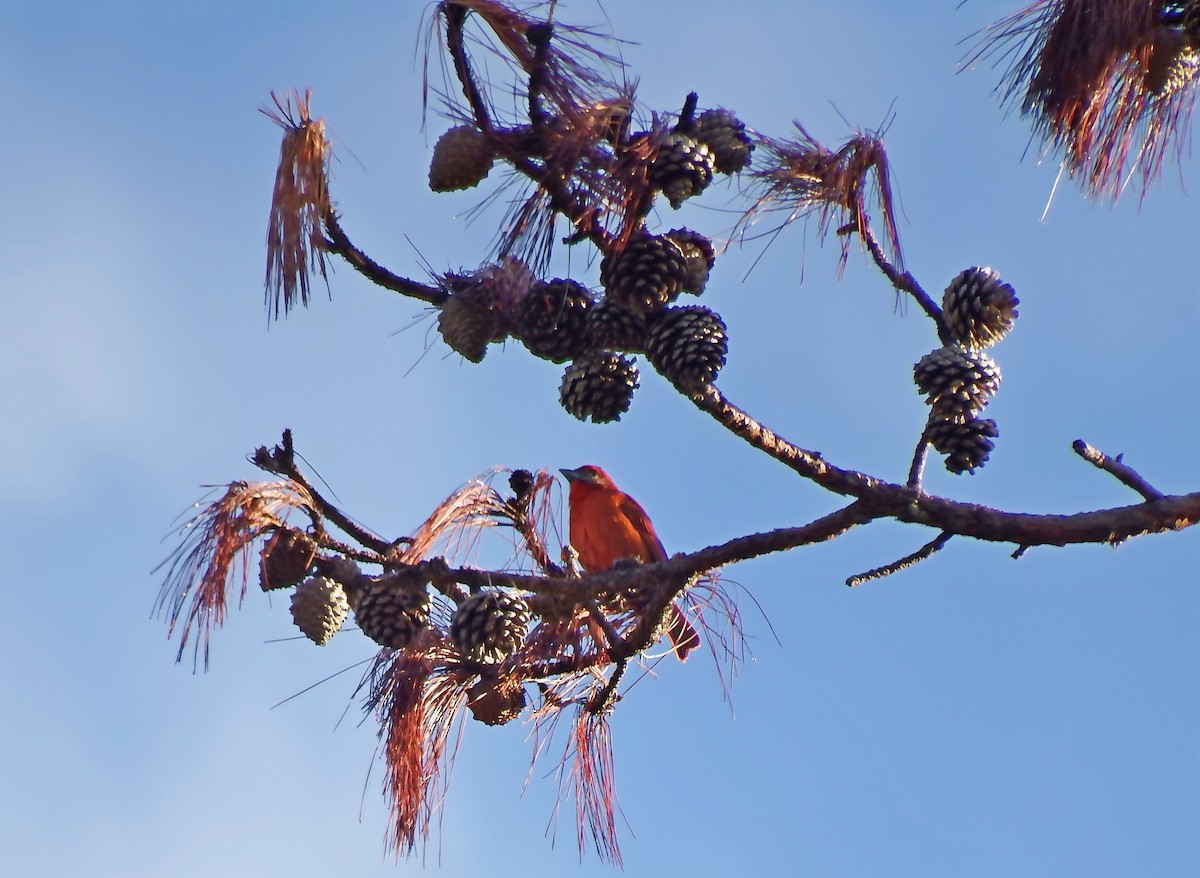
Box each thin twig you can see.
[846,531,953,587]
[526,22,553,128]
[500,470,563,575]
[1072,440,1164,501]
[585,601,625,654]
[499,141,613,252]
[323,211,446,305]
[585,658,627,715]
[311,533,383,564]
[686,383,881,498]
[675,92,698,132]
[253,430,396,556]
[908,430,931,491]
[444,3,495,134]
[856,218,947,338]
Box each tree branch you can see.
[251,429,397,557]
[586,657,628,715]
[323,210,446,306]
[907,428,931,490]
[686,383,886,497]
[425,487,1198,604]
[683,384,1198,546]
[1072,439,1164,501]
[897,491,1199,546]
[425,502,873,605]
[856,217,947,338]
[443,3,495,135]
[846,531,953,586]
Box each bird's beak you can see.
[560,467,583,482]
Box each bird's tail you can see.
[666,602,700,661]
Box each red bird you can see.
[560,465,700,661]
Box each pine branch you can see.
[1072,439,1164,501]
[322,210,446,305]
[855,216,948,339]
[251,429,396,557]
[426,490,1199,604]
[847,531,953,587]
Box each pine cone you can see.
[914,345,1001,421]
[694,108,754,174]
[354,574,431,649]
[437,293,499,362]
[450,590,531,663]
[600,233,689,314]
[927,417,999,475]
[1145,25,1200,95]
[517,279,593,363]
[585,299,647,351]
[645,305,729,390]
[467,675,526,726]
[429,125,495,192]
[319,556,363,595]
[1160,47,1200,96]
[664,228,716,295]
[942,267,1019,349]
[436,258,534,360]
[260,528,317,591]
[560,350,640,423]
[290,576,350,646]
[1183,0,1200,49]
[649,132,715,208]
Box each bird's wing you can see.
[614,492,669,563]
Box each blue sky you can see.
[1,2,1197,875]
